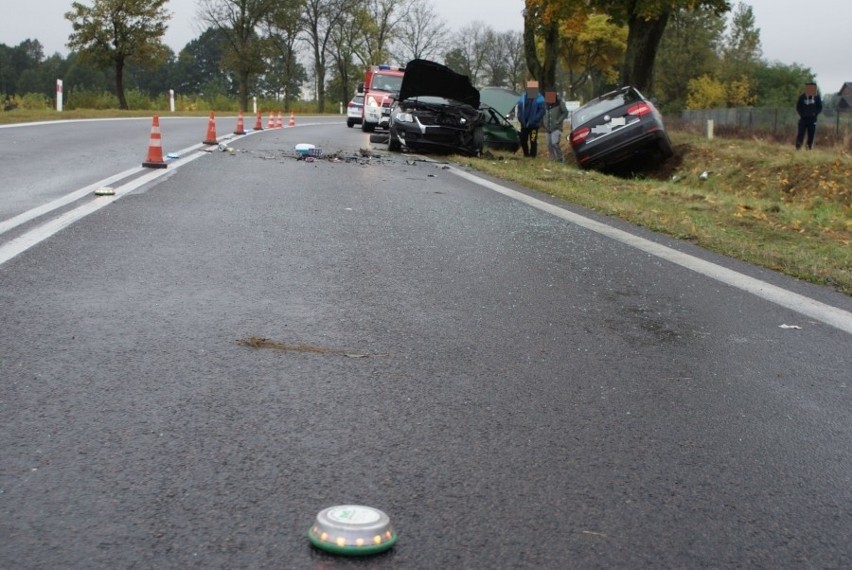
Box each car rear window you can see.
[572,89,642,126]
[354,95,364,105]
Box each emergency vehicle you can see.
[359,64,405,132]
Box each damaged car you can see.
[568,85,673,171]
[384,59,485,156]
[479,86,521,153]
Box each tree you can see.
[392,0,448,64]
[654,5,725,111]
[263,0,305,108]
[752,61,813,108]
[198,0,278,112]
[175,27,231,96]
[685,74,726,109]
[356,0,412,65]
[524,0,732,94]
[523,0,563,91]
[445,22,491,85]
[717,1,760,105]
[560,12,627,99]
[501,31,526,91]
[327,7,362,105]
[301,0,358,112]
[65,0,170,109]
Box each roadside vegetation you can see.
[468,127,851,295]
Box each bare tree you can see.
[392,0,448,64]
[355,0,412,65]
[481,29,510,87]
[328,8,363,104]
[301,0,358,111]
[501,31,526,91]
[263,0,305,108]
[446,22,490,86]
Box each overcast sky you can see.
[1,0,849,94]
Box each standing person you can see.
[795,82,823,150]
[543,91,570,162]
[517,81,546,157]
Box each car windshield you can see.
[572,88,642,126]
[353,95,364,104]
[371,73,403,92]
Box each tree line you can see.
[1,0,820,114]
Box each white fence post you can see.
[169,89,175,112]
[707,119,714,140]
[56,79,63,112]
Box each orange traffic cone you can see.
[142,115,167,169]
[254,111,263,130]
[203,112,217,144]
[234,111,246,135]
[268,112,275,129]
[288,111,295,127]
[276,112,283,128]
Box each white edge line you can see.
[0,152,207,267]
[0,166,142,235]
[448,166,852,335]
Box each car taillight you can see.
[627,102,653,116]
[570,128,591,145]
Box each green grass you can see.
[464,131,851,295]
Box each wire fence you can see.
[680,107,852,136]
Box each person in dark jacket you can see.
[517,81,546,157]
[795,82,823,150]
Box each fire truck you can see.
[359,64,405,132]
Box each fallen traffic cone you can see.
[276,112,283,128]
[142,115,167,169]
[254,111,263,130]
[288,111,295,127]
[203,111,217,145]
[268,112,275,129]
[234,111,246,135]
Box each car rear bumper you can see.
[574,126,668,169]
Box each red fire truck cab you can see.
[359,65,405,132]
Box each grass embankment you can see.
[467,132,851,295]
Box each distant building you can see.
[838,82,852,111]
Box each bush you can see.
[12,93,52,110]
[66,90,119,110]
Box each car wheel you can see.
[369,133,389,144]
[658,135,674,159]
[472,127,484,157]
[362,122,375,133]
[388,129,401,152]
[347,119,354,128]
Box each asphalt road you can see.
[1,117,850,568]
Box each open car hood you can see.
[399,59,480,108]
[479,87,519,117]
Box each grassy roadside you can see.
[463,131,851,295]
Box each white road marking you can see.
[0,167,141,236]
[0,151,206,267]
[448,167,852,335]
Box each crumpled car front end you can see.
[390,97,483,156]
[386,59,484,156]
